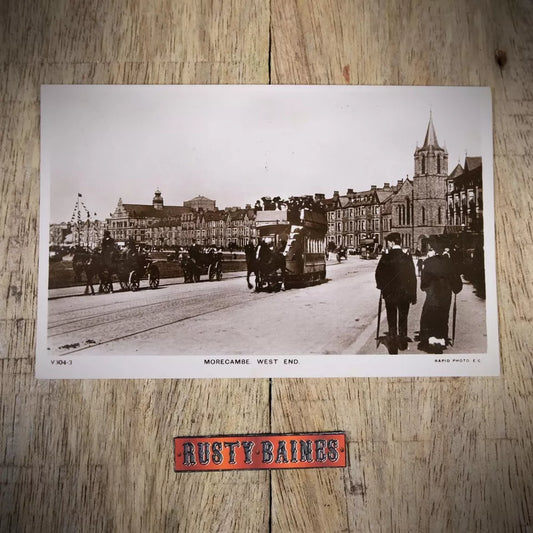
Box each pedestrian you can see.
[375,232,417,354]
[417,235,463,354]
[416,257,424,277]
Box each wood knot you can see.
[495,49,507,68]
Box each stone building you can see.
[106,190,192,246]
[204,210,227,247]
[105,190,256,249]
[387,178,415,249]
[225,207,256,248]
[326,185,393,249]
[411,114,449,251]
[49,223,70,247]
[382,115,449,252]
[445,156,483,239]
[183,194,216,211]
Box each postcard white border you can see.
[37,85,499,379]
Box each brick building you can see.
[106,190,192,246]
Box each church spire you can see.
[421,111,442,150]
[414,113,448,177]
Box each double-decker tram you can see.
[255,207,327,289]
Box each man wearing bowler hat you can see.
[375,232,417,354]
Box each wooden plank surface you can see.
[1,0,532,531]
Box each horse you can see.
[72,250,106,295]
[179,253,197,283]
[72,247,90,282]
[244,244,257,290]
[255,246,286,292]
[181,248,221,283]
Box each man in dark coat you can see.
[418,236,463,354]
[101,230,114,251]
[101,230,116,268]
[375,232,417,354]
[244,239,257,289]
[189,239,201,261]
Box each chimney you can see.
[314,193,325,201]
[371,185,376,190]
[397,179,403,186]
[384,182,390,188]
[333,190,339,198]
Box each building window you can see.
[421,155,426,174]
[421,206,426,225]
[437,155,441,174]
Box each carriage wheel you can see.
[193,270,200,282]
[119,280,129,290]
[129,271,140,291]
[101,280,113,293]
[99,269,113,293]
[148,265,160,289]
[216,263,223,281]
[208,264,215,281]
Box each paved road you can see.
[47,256,486,357]
[48,258,380,356]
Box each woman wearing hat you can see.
[418,235,463,354]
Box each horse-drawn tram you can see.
[255,207,328,290]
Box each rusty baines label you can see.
[174,432,346,472]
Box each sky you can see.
[41,85,492,224]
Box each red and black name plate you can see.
[174,432,346,472]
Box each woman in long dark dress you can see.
[418,237,463,354]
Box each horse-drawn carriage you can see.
[101,252,160,292]
[359,238,379,259]
[179,248,223,283]
[335,246,348,262]
[73,247,160,294]
[250,206,328,291]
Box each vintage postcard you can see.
[37,85,499,378]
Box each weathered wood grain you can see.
[1,0,532,531]
[270,0,533,531]
[0,1,272,532]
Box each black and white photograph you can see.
[37,84,499,378]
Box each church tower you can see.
[412,114,448,249]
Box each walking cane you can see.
[376,292,383,348]
[451,292,457,347]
